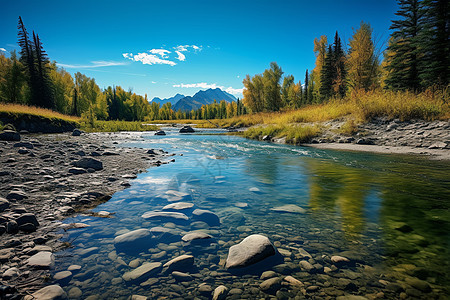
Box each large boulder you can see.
[114,229,152,254]
[225,234,276,269]
[141,211,189,224]
[24,285,67,300]
[192,209,220,227]
[0,130,20,141]
[122,262,162,283]
[27,251,54,269]
[179,126,195,133]
[72,129,82,136]
[154,130,166,136]
[71,158,103,171]
[16,213,39,227]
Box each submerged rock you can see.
[24,285,67,300]
[162,202,194,211]
[225,234,276,269]
[155,130,166,136]
[114,228,152,253]
[270,204,306,214]
[182,231,213,242]
[213,285,228,300]
[141,211,189,224]
[163,254,194,272]
[122,262,162,283]
[192,209,221,226]
[179,126,195,133]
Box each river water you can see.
[52,128,450,299]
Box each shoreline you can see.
[0,131,173,297]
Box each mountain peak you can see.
[173,87,237,111]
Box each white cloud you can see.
[57,60,126,68]
[151,81,157,84]
[123,52,176,66]
[174,45,202,52]
[175,51,186,61]
[0,48,6,52]
[173,82,243,95]
[149,49,170,58]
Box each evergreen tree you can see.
[385,0,424,91]
[419,0,449,87]
[333,31,347,98]
[32,31,54,108]
[304,70,309,104]
[320,45,334,101]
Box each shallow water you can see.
[53,128,450,299]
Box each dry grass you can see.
[0,103,81,123]
[244,124,322,144]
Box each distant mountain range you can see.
[150,88,237,111]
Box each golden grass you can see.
[244,124,321,144]
[80,120,158,132]
[0,103,80,123]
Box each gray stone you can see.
[6,220,18,234]
[162,202,194,211]
[172,271,193,281]
[225,234,276,269]
[6,190,28,200]
[141,211,189,224]
[19,223,37,232]
[149,226,180,241]
[0,130,20,141]
[24,285,67,300]
[192,209,220,226]
[163,254,194,272]
[68,287,82,299]
[114,229,152,254]
[27,251,54,268]
[260,277,282,294]
[179,126,195,133]
[14,142,34,149]
[16,213,39,227]
[212,285,228,300]
[71,158,103,170]
[122,262,162,283]
[428,141,447,149]
[72,129,82,136]
[270,204,306,214]
[68,167,87,175]
[182,232,213,243]
[54,270,73,284]
[2,267,19,279]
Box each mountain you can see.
[150,93,185,106]
[173,88,237,111]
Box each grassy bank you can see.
[80,120,158,132]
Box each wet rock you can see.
[0,248,14,262]
[141,211,189,224]
[114,229,152,254]
[336,296,368,300]
[331,255,351,267]
[68,167,87,175]
[284,275,304,287]
[130,296,147,300]
[213,285,228,300]
[18,148,30,154]
[270,204,306,214]
[182,232,213,243]
[198,283,213,295]
[122,262,162,283]
[155,130,166,135]
[24,285,67,300]
[6,190,28,201]
[72,129,82,136]
[2,267,19,279]
[19,222,37,232]
[405,277,431,292]
[172,271,193,281]
[225,234,276,269]
[249,187,261,193]
[163,190,191,202]
[260,270,277,280]
[149,227,181,242]
[260,277,282,294]
[68,265,82,272]
[299,260,315,272]
[16,213,39,227]
[179,126,195,133]
[71,158,103,170]
[162,202,194,211]
[428,142,447,149]
[6,220,19,234]
[14,141,34,149]
[0,225,5,235]
[163,254,194,272]
[0,130,20,141]
[54,270,73,284]
[192,209,220,226]
[27,251,54,269]
[68,287,82,298]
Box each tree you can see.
[347,22,380,92]
[320,45,334,100]
[333,31,347,98]
[32,31,54,108]
[0,51,26,103]
[49,63,74,114]
[312,36,328,100]
[18,16,38,106]
[262,62,283,111]
[385,0,424,91]
[281,75,295,107]
[304,70,309,104]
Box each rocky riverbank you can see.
[0,130,173,298]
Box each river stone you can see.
[260,277,282,294]
[131,296,147,300]
[336,296,369,300]
[299,260,314,272]
[114,228,152,253]
[6,220,19,234]
[71,158,103,170]
[331,255,351,267]
[19,223,37,232]
[142,211,189,224]
[182,232,213,242]
[163,254,194,272]
[16,213,40,227]
[68,287,82,298]
[72,129,82,136]
[164,190,191,202]
[249,187,261,193]
[68,167,87,175]
[0,130,20,141]
[179,126,195,133]
[122,262,162,283]
[24,285,67,300]
[260,270,277,280]
[54,271,73,284]
[2,267,19,279]
[162,202,194,211]
[284,275,304,287]
[68,265,82,272]
[0,197,10,212]
[192,209,221,226]
[149,226,180,241]
[270,204,306,214]
[172,271,193,281]
[6,190,28,200]
[27,251,54,269]
[405,277,431,292]
[213,285,228,300]
[225,234,276,269]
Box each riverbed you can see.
[51,127,450,299]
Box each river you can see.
[52,127,450,299]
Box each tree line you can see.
[243,0,448,113]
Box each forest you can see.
[0,0,448,124]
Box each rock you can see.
[270,204,306,214]
[260,270,277,280]
[182,232,213,243]
[192,209,221,226]
[67,265,82,272]
[141,211,189,224]
[299,260,315,272]
[198,284,213,295]
[27,251,54,269]
[331,255,351,267]
[149,226,180,242]
[18,148,30,154]
[114,229,152,254]
[212,285,228,300]
[24,285,67,300]
[16,213,39,227]
[131,296,147,300]
[19,223,37,232]
[262,135,272,141]
[2,267,19,279]
[122,262,162,283]
[179,126,195,133]
[0,225,5,235]
[54,271,73,284]
[71,158,103,170]
[163,254,194,272]
[155,130,166,135]
[405,277,431,292]
[249,187,261,193]
[0,197,9,212]
[68,167,87,175]
[0,248,15,262]
[336,296,368,300]
[6,190,28,200]
[14,141,34,149]
[72,129,82,136]
[172,271,193,281]
[284,275,304,287]
[6,220,19,234]
[162,202,194,211]
[225,234,276,269]
[164,190,191,202]
[428,142,447,149]
[0,130,20,141]
[260,277,282,294]
[68,287,82,299]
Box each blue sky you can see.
[0,0,398,100]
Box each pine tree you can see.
[304,69,309,104]
[385,0,424,91]
[320,45,334,101]
[333,31,347,98]
[419,0,449,87]
[32,31,54,108]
